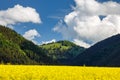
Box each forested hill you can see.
[0,25,55,64]
[40,40,85,65]
[0,25,85,65]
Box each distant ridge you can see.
[73,34,120,67]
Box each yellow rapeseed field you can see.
[0,65,120,80]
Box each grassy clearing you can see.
[0,65,120,80]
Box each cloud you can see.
[23,29,40,44]
[48,16,63,20]
[73,39,90,48]
[53,0,120,48]
[0,4,41,26]
[42,39,56,44]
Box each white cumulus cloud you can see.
[42,39,56,44]
[23,29,40,44]
[0,4,41,26]
[53,0,120,48]
[73,39,90,48]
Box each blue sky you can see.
[0,0,120,47]
[0,0,75,43]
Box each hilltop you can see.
[40,40,85,65]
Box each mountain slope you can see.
[0,33,31,64]
[0,25,54,64]
[40,40,85,65]
[74,34,120,67]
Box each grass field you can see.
[0,65,120,80]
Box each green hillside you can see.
[40,40,85,65]
[0,33,31,64]
[0,25,54,64]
